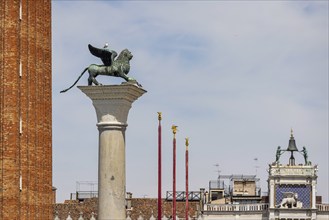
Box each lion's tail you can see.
[60,67,88,93]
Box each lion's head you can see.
[117,49,133,61]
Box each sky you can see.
[52,1,328,203]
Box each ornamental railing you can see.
[204,203,269,212]
[166,191,201,201]
[316,203,329,212]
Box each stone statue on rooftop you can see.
[60,43,140,93]
[301,146,310,165]
[275,146,284,164]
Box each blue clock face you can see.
[275,185,311,208]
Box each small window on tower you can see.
[19,1,22,20]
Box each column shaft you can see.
[98,124,126,219]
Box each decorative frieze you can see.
[269,166,317,177]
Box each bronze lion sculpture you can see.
[60,48,139,93]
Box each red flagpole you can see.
[185,138,189,220]
[157,112,162,220]
[172,125,178,220]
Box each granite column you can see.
[79,83,146,220]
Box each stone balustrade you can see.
[317,203,329,212]
[205,203,269,212]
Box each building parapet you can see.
[317,203,329,212]
[204,203,269,212]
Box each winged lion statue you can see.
[60,43,140,93]
[276,192,302,208]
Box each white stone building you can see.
[200,132,329,220]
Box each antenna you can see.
[214,163,221,176]
[254,158,259,176]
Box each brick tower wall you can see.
[0,0,52,219]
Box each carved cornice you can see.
[269,165,317,177]
[78,83,146,102]
[78,84,146,124]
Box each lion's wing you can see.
[88,44,113,66]
[283,192,295,198]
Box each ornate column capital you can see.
[78,83,146,125]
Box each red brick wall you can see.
[0,0,52,219]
